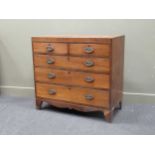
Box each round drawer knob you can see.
[84,76,94,83]
[84,60,94,67]
[84,47,94,54]
[48,89,56,95]
[48,73,56,79]
[47,58,55,64]
[85,94,94,100]
[47,46,54,52]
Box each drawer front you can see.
[34,55,110,73]
[36,83,109,108]
[33,42,67,55]
[35,68,110,89]
[70,44,110,57]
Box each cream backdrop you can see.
[0,20,155,103]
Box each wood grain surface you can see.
[33,42,67,55]
[34,55,110,73]
[70,43,110,57]
[35,67,110,89]
[36,83,109,108]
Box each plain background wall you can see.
[0,19,155,102]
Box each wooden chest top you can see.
[32,35,124,43]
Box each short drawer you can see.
[34,55,110,73]
[36,83,109,108]
[33,42,67,55]
[35,68,110,89]
[70,44,110,57]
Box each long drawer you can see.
[34,55,110,73]
[35,68,110,89]
[36,83,109,108]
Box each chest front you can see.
[32,35,124,122]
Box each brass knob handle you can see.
[85,94,94,100]
[84,47,94,54]
[47,46,54,52]
[47,58,55,64]
[84,76,94,83]
[48,73,56,79]
[48,89,56,95]
[84,60,94,67]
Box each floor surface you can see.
[0,96,155,135]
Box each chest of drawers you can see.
[32,35,124,122]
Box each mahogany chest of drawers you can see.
[32,35,124,122]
